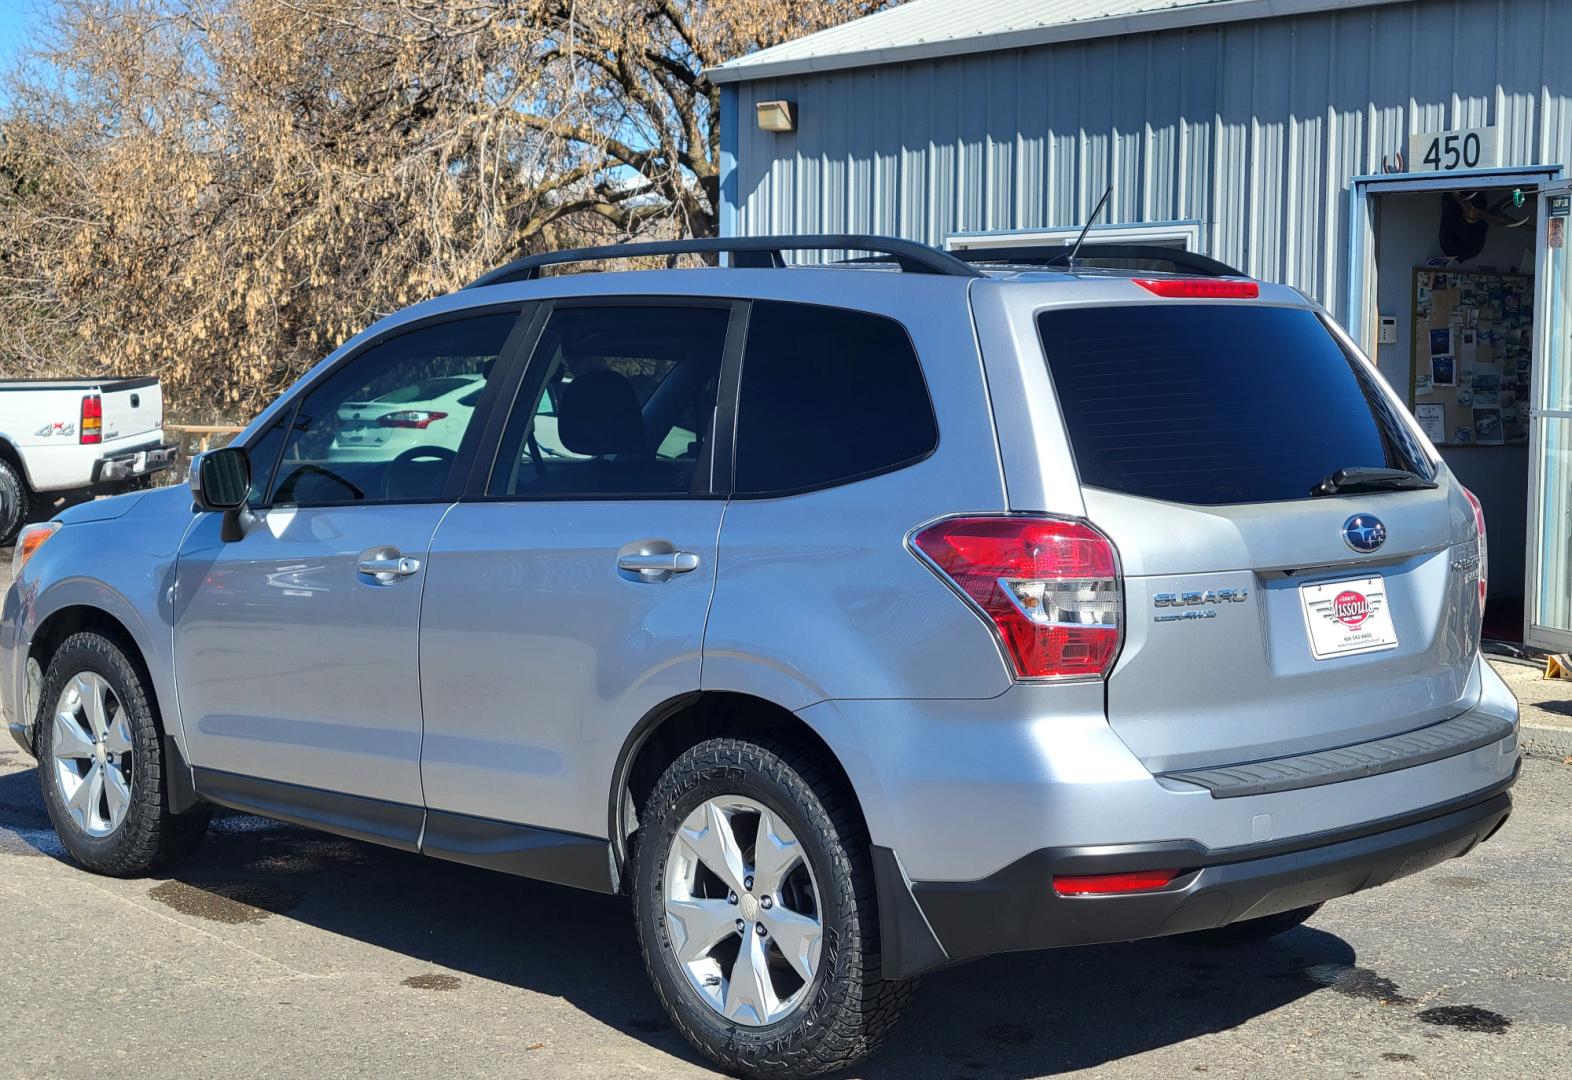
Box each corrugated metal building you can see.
[711,0,1572,650]
[712,0,1571,327]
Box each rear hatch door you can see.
[1038,299,1483,774]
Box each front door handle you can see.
[357,550,421,585]
[617,551,700,574]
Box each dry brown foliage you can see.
[0,0,885,419]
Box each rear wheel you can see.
[36,631,210,875]
[632,737,916,1078]
[1181,903,1322,947]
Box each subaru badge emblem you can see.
[1342,514,1386,553]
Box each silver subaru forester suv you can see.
[2,236,1518,1078]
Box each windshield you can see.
[1038,304,1432,506]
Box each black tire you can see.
[0,457,31,546]
[632,737,916,1079]
[35,631,210,875]
[1180,903,1322,947]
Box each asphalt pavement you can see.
[1,543,1568,1079]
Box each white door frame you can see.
[1527,179,1572,652]
[1345,165,1561,354]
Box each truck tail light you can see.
[1462,486,1488,611]
[1134,278,1259,299]
[910,515,1123,680]
[80,394,102,444]
[377,410,448,429]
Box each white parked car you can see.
[0,377,173,544]
[329,374,486,459]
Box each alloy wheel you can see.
[50,672,134,837]
[662,795,824,1026]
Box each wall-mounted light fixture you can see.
[755,100,797,133]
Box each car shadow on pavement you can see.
[0,765,1349,1077]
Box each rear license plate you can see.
[1300,576,1399,660]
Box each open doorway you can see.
[1369,183,1538,643]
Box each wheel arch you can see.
[607,689,950,981]
[27,602,200,813]
[30,604,143,678]
[608,690,869,876]
[28,605,159,739]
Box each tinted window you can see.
[243,417,288,508]
[490,305,730,497]
[735,302,936,494]
[270,313,516,506]
[1038,304,1431,506]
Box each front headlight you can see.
[12,521,60,579]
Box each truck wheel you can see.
[0,458,31,546]
[1180,903,1322,947]
[35,631,210,876]
[632,737,916,1079]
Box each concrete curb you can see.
[1521,722,1572,761]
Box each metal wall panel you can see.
[726,0,1572,322]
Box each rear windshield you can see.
[1038,304,1432,505]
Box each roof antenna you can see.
[1066,184,1113,271]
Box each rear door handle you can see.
[617,552,700,574]
[357,550,421,584]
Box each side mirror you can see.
[190,446,253,541]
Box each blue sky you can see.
[0,1,41,71]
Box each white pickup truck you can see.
[0,377,175,544]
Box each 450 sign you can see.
[1408,127,1499,174]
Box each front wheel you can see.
[632,737,916,1078]
[35,631,210,875]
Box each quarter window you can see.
[243,417,288,508]
[734,302,937,495]
[269,313,516,506]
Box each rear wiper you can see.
[1311,467,1438,497]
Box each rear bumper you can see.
[799,657,1520,980]
[91,440,176,488]
[891,768,1514,972]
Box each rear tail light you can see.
[377,410,448,429]
[910,515,1122,680]
[1462,486,1488,611]
[80,394,102,444]
[1053,869,1180,896]
[1134,278,1259,299]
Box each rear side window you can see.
[1038,305,1431,505]
[488,304,729,498]
[735,302,936,495]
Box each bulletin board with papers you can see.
[1408,268,1532,447]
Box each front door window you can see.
[265,313,516,505]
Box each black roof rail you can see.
[465,234,985,288]
[952,243,1244,278]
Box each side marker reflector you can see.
[1052,868,1180,896]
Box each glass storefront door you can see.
[1528,181,1572,651]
